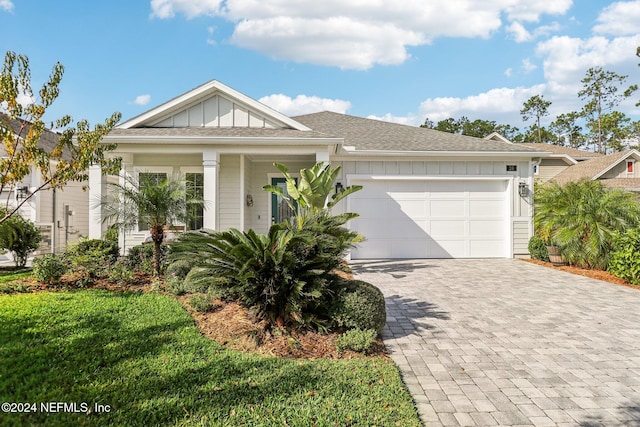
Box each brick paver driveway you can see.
[352,259,640,426]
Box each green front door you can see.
[271,177,297,224]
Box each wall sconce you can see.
[518,182,528,197]
[246,194,254,207]
[335,182,344,193]
[16,186,29,200]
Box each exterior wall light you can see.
[518,182,528,198]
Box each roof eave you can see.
[102,135,342,145]
[339,148,549,158]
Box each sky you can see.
[1,0,640,133]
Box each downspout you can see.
[52,189,57,254]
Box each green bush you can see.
[335,329,378,354]
[189,294,216,312]
[126,243,168,275]
[0,214,41,267]
[107,261,137,286]
[165,276,188,295]
[608,228,640,285]
[165,259,193,280]
[32,254,68,285]
[182,267,218,294]
[330,280,386,334]
[65,238,119,278]
[528,236,549,262]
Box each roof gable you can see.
[117,80,311,131]
[552,149,640,184]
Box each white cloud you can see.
[150,0,222,19]
[593,0,640,36]
[259,94,351,116]
[150,0,574,69]
[522,58,538,73]
[132,94,151,106]
[366,113,419,126]
[505,68,513,77]
[0,0,14,13]
[507,22,532,42]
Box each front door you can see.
[271,177,297,224]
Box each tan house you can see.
[0,114,90,253]
[91,80,544,259]
[518,143,603,183]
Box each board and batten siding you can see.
[333,159,533,258]
[601,158,640,179]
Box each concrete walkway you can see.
[352,259,640,426]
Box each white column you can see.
[239,155,245,232]
[203,150,219,230]
[315,151,330,166]
[117,154,133,254]
[88,164,103,239]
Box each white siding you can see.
[512,220,531,256]
[537,158,571,182]
[218,155,241,230]
[243,155,252,230]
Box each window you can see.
[533,164,539,175]
[185,172,204,230]
[506,165,518,172]
[138,172,167,231]
[627,160,634,174]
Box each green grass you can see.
[0,290,421,426]
[0,269,32,294]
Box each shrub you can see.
[182,267,218,294]
[608,228,640,285]
[126,243,168,275]
[65,238,119,279]
[0,214,41,267]
[534,179,640,269]
[165,259,193,280]
[330,280,386,334]
[189,294,216,312]
[335,328,378,354]
[528,236,549,262]
[107,261,137,286]
[32,254,68,285]
[165,276,189,295]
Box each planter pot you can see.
[546,245,567,266]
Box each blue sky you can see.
[1,0,639,133]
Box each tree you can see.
[534,179,640,269]
[0,51,121,225]
[549,112,586,148]
[0,208,41,267]
[521,95,552,144]
[578,67,638,153]
[102,174,204,276]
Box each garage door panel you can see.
[350,179,508,259]
[430,200,466,217]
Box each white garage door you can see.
[349,179,508,259]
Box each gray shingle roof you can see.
[106,127,332,139]
[0,113,63,158]
[551,150,633,185]
[293,111,540,153]
[519,143,602,159]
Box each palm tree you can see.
[103,174,204,276]
[534,179,640,269]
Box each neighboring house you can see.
[518,143,603,183]
[0,114,90,253]
[91,80,544,259]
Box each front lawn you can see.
[0,290,421,426]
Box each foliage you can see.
[171,212,361,331]
[107,261,137,286]
[527,236,549,262]
[549,111,586,148]
[0,291,421,426]
[521,95,552,144]
[165,258,194,280]
[164,275,189,295]
[329,279,387,334]
[32,254,67,284]
[102,174,203,276]
[125,243,168,275]
[64,238,118,279]
[578,66,637,153]
[534,179,640,269]
[182,267,218,294]
[335,328,378,354]
[263,162,362,222]
[0,51,121,225]
[0,211,41,267]
[421,116,521,140]
[189,294,217,312]
[608,228,640,285]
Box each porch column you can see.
[203,150,219,230]
[117,154,133,254]
[88,164,104,239]
[315,151,330,166]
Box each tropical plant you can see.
[0,211,41,267]
[102,174,204,276]
[171,212,361,330]
[534,179,640,269]
[263,162,362,225]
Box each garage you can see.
[348,178,509,259]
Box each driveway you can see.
[352,259,640,426]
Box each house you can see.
[0,114,90,253]
[90,80,544,259]
[518,143,603,183]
